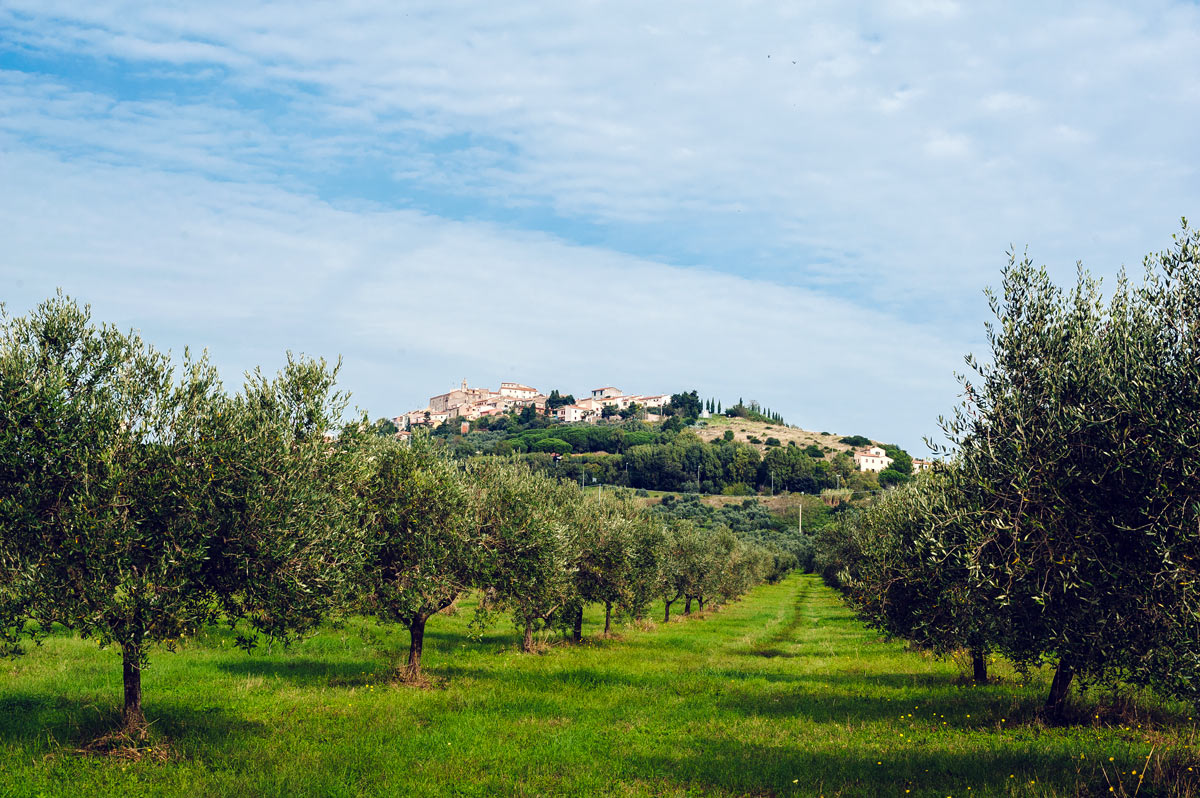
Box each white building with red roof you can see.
[853,446,893,473]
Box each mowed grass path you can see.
[2,574,1198,797]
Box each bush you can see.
[839,435,872,447]
[765,437,781,447]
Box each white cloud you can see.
[1,3,1192,310]
[2,1,1199,449]
[1,149,961,452]
[924,130,972,159]
[979,91,1038,115]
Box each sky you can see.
[2,2,1198,454]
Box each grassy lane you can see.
[2,575,1198,796]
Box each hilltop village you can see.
[396,381,673,429]
[393,380,930,477]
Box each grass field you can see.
[2,574,1198,797]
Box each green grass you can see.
[2,575,1198,796]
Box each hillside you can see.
[691,415,858,457]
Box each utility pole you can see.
[798,497,803,535]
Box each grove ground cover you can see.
[1,574,1196,797]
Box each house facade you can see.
[498,382,539,400]
[853,446,894,473]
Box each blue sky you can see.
[2,1,1198,453]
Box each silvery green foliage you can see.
[355,429,476,676]
[942,221,1200,709]
[0,294,360,723]
[470,459,581,651]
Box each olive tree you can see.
[944,224,1200,717]
[355,431,476,679]
[837,471,997,684]
[472,460,581,652]
[570,497,648,638]
[625,515,668,621]
[657,520,710,621]
[0,296,360,730]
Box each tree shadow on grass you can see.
[621,738,1168,797]
[430,660,1056,729]
[713,681,1047,726]
[0,691,262,752]
[215,658,380,687]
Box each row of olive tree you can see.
[356,431,778,678]
[815,222,1200,721]
[0,294,779,730]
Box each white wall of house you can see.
[854,446,894,472]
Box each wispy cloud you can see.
[2,149,959,450]
[1,2,1198,450]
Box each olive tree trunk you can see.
[572,605,583,643]
[522,620,534,653]
[122,641,145,731]
[1044,657,1075,722]
[663,599,673,623]
[971,650,988,685]
[603,601,612,635]
[404,612,430,679]
[684,597,692,615]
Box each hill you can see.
[691,415,857,457]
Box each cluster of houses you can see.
[395,381,672,430]
[852,445,933,474]
[551,386,672,423]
